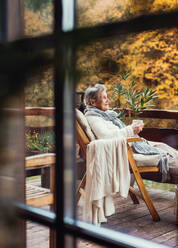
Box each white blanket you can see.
[83,137,130,225]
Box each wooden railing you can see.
[25,107,55,116]
[25,107,178,119]
[115,108,178,149]
[25,107,178,150]
[115,108,178,120]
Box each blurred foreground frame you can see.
[0,8,177,248]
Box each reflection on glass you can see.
[75,25,177,247]
[62,0,75,31]
[77,0,178,28]
[25,65,55,210]
[27,221,50,248]
[24,0,53,36]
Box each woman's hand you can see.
[131,122,144,134]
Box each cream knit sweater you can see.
[86,115,134,139]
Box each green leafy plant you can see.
[26,130,55,153]
[112,72,130,108]
[124,81,157,112]
[112,73,158,118]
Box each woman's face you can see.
[91,90,110,111]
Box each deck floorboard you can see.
[26,179,177,248]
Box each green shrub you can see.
[26,130,55,153]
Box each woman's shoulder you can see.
[86,115,110,126]
[86,115,103,121]
[86,115,117,129]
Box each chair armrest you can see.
[127,138,142,143]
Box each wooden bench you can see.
[25,153,55,207]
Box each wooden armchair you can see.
[76,109,160,221]
[25,151,85,208]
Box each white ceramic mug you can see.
[132,119,143,126]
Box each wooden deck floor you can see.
[103,188,177,247]
[26,180,178,248]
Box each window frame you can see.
[8,1,178,247]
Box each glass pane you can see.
[27,221,50,248]
[77,0,178,28]
[24,0,53,36]
[76,27,178,128]
[75,30,177,247]
[25,58,55,211]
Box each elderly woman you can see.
[84,84,178,182]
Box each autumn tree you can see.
[76,0,178,111]
[24,0,54,107]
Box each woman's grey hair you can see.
[84,84,106,105]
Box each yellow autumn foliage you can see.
[77,0,178,28]
[24,2,54,107]
[76,1,178,112]
[153,0,178,12]
[24,4,53,36]
[24,0,178,115]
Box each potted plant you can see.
[111,73,158,122]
